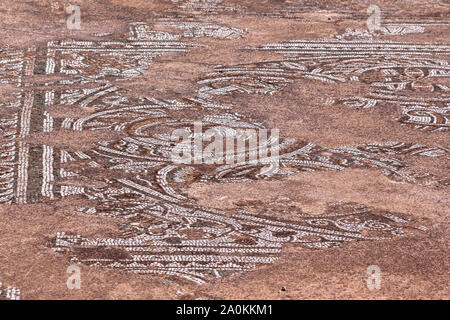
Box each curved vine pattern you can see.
[0,22,448,284]
[199,53,450,131]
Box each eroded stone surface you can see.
[0,0,448,299]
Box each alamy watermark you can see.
[366,5,381,33]
[66,4,81,30]
[170,122,280,175]
[66,264,81,290]
[366,265,381,290]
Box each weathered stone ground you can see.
[0,0,448,299]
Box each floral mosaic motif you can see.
[0,23,447,284]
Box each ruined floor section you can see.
[0,0,448,299]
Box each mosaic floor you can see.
[0,0,448,299]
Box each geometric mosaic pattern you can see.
[1,20,448,284]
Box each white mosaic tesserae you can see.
[0,21,448,285]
